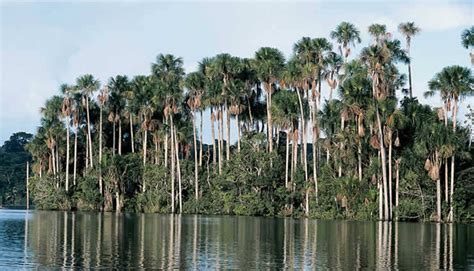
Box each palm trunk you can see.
[225,102,230,161]
[199,110,203,166]
[408,63,413,98]
[65,119,70,192]
[237,114,241,152]
[170,117,175,213]
[395,159,400,220]
[118,117,122,155]
[378,152,383,221]
[388,137,393,220]
[85,131,89,170]
[143,126,147,166]
[112,119,116,156]
[376,108,389,220]
[86,97,93,168]
[449,102,458,222]
[285,130,290,189]
[99,106,103,162]
[192,111,199,205]
[73,129,78,186]
[130,113,135,153]
[174,126,183,214]
[296,88,308,215]
[311,97,318,203]
[217,107,223,174]
[358,142,362,182]
[247,96,254,127]
[211,108,216,166]
[266,86,273,153]
[437,176,442,223]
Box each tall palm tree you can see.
[185,71,205,204]
[152,54,185,214]
[360,44,391,220]
[461,26,474,64]
[60,84,74,192]
[97,85,109,195]
[253,47,285,154]
[398,22,421,98]
[426,65,474,221]
[76,74,100,169]
[330,22,361,62]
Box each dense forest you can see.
[20,23,474,222]
[0,132,32,205]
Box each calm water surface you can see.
[0,209,473,269]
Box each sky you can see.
[1,0,473,144]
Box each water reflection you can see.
[0,210,472,269]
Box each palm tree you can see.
[461,26,474,64]
[426,65,474,221]
[398,22,421,98]
[185,71,205,204]
[76,74,100,169]
[60,84,74,192]
[360,44,391,220]
[253,47,285,154]
[324,53,344,102]
[152,54,185,214]
[108,75,129,156]
[330,22,361,62]
[368,24,387,45]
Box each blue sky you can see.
[1,0,472,144]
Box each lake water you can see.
[0,209,473,269]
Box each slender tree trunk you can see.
[112,120,116,156]
[130,114,135,153]
[99,107,103,162]
[388,137,393,220]
[199,110,203,167]
[170,116,175,213]
[437,176,442,223]
[118,118,122,155]
[311,96,318,203]
[408,63,413,99]
[296,89,309,215]
[395,160,400,221]
[86,98,93,168]
[143,126,147,166]
[73,129,78,185]
[192,111,199,206]
[285,130,290,189]
[26,162,29,209]
[85,131,89,170]
[211,107,216,166]
[65,119,70,192]
[376,108,389,220]
[174,127,183,214]
[266,86,273,153]
[358,142,362,182]
[217,107,223,174]
[378,152,383,221]
[225,102,230,161]
[247,96,254,127]
[449,102,458,222]
[237,114,241,152]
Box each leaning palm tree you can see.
[330,21,362,62]
[461,26,474,64]
[253,47,285,154]
[398,22,421,98]
[185,71,205,204]
[425,65,474,222]
[76,74,100,169]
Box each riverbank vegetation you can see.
[22,22,474,222]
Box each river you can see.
[0,209,472,269]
